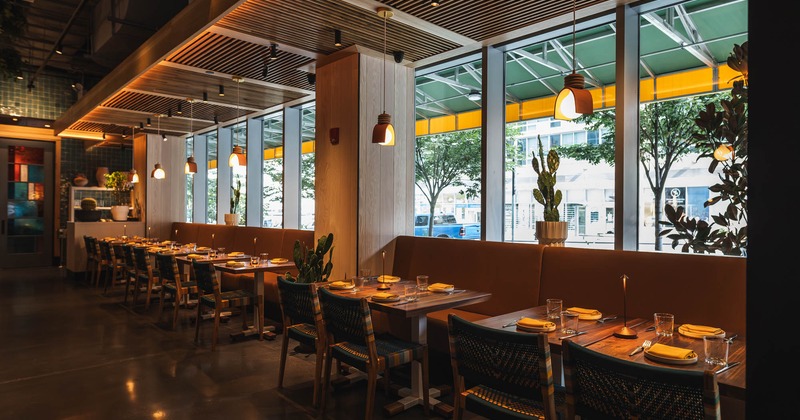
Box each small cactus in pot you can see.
[80,197,97,211]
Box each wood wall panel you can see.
[145,133,186,240]
[315,52,360,280]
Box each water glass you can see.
[353,276,366,292]
[208,249,217,258]
[260,253,269,265]
[654,312,675,337]
[560,311,580,334]
[546,298,563,320]
[218,247,226,256]
[250,255,260,266]
[359,268,372,284]
[703,335,729,366]
[416,275,429,291]
[404,285,418,302]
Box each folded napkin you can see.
[196,247,210,251]
[186,253,203,259]
[566,307,602,320]
[226,260,245,267]
[270,258,289,264]
[428,282,454,292]
[329,281,351,288]
[680,324,724,336]
[377,275,400,282]
[517,317,556,331]
[228,251,244,257]
[372,292,399,300]
[646,343,697,360]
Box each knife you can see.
[629,345,645,356]
[558,331,586,340]
[715,361,741,375]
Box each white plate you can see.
[644,350,698,365]
[377,275,401,283]
[678,324,726,339]
[371,295,401,303]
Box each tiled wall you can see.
[0,74,75,119]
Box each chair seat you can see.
[199,290,255,309]
[464,384,566,420]
[286,322,318,346]
[164,281,198,293]
[331,333,425,371]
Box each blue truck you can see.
[414,214,481,240]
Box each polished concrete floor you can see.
[0,266,475,420]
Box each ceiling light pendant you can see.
[128,169,139,183]
[186,98,197,174]
[176,101,182,114]
[151,163,166,179]
[55,43,63,55]
[262,62,269,78]
[334,29,342,47]
[431,1,441,6]
[467,90,481,101]
[372,7,395,146]
[554,0,593,121]
[218,84,225,97]
[159,115,167,141]
[270,43,278,60]
[228,76,246,167]
[146,118,151,127]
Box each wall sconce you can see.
[128,169,139,183]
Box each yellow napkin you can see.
[680,324,724,335]
[270,258,289,264]
[377,275,400,282]
[196,247,210,251]
[372,292,399,300]
[228,251,244,257]
[428,282,454,292]
[566,307,602,320]
[517,317,556,330]
[187,253,203,259]
[226,260,245,267]
[646,343,697,360]
[329,281,351,288]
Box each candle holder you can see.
[377,250,390,290]
[614,274,638,339]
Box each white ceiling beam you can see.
[207,25,323,61]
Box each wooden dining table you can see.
[476,305,745,403]
[325,278,491,416]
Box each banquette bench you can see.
[170,222,314,325]
[388,235,746,355]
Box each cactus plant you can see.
[80,197,97,211]
[531,135,562,222]
[230,180,241,214]
[285,233,334,284]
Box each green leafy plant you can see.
[103,171,132,206]
[230,179,241,214]
[285,233,334,284]
[531,135,562,222]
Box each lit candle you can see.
[382,250,386,275]
[147,226,151,238]
[211,233,215,249]
[253,237,257,255]
[174,229,178,240]
[123,224,126,236]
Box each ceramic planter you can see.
[535,221,568,246]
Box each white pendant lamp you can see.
[554,0,593,121]
[228,76,246,167]
[185,98,197,174]
[372,7,395,146]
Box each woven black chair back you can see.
[122,244,135,270]
[191,260,217,295]
[562,339,720,420]
[156,253,179,283]
[277,276,319,326]
[98,240,113,262]
[132,246,149,273]
[318,287,370,346]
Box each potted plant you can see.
[284,233,334,284]
[531,135,568,246]
[104,171,132,221]
[74,197,101,222]
[224,180,242,225]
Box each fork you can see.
[629,339,652,356]
[502,317,523,328]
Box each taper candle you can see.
[211,233,215,249]
[147,226,151,238]
[614,274,637,339]
[123,224,126,236]
[253,237,257,256]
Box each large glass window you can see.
[414,58,483,239]
[205,131,217,224]
[261,112,283,228]
[185,136,193,222]
[231,122,246,226]
[300,104,316,230]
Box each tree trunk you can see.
[653,189,663,251]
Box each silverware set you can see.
[629,339,652,356]
[558,331,586,340]
[502,317,523,328]
[715,361,741,375]
[596,316,618,323]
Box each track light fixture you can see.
[393,50,404,63]
[214,115,219,124]
[139,122,144,129]
[218,84,225,97]
[262,62,269,78]
[307,73,316,85]
[146,118,151,127]
[176,102,182,114]
[270,43,278,60]
[167,108,172,118]
[203,91,208,102]
[55,43,63,55]
[334,29,342,47]
[431,1,441,6]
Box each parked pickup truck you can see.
[414,214,481,239]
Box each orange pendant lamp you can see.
[554,0,593,121]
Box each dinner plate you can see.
[644,350,698,365]
[270,258,289,264]
[328,282,354,290]
[515,323,556,333]
[678,324,726,339]
[377,275,401,283]
[371,295,401,303]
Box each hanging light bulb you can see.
[185,98,197,174]
[151,163,166,179]
[372,7,395,146]
[554,0,593,121]
[228,76,246,167]
[128,125,139,183]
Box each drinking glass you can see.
[359,268,372,284]
[546,298,563,320]
[260,253,269,265]
[404,285,418,302]
[560,311,580,334]
[703,335,729,366]
[217,247,226,257]
[353,276,366,293]
[654,312,675,337]
[250,255,260,266]
[416,275,429,292]
[208,249,217,258]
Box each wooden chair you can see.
[447,314,564,420]
[82,236,99,286]
[276,276,324,407]
[192,260,256,351]
[561,338,721,420]
[119,244,137,304]
[130,246,160,309]
[98,240,123,294]
[155,252,197,329]
[317,287,429,420]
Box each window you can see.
[261,112,283,228]
[206,131,217,224]
[300,104,315,230]
[231,122,246,226]
[185,136,193,222]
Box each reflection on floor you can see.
[0,266,483,419]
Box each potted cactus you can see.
[284,233,334,284]
[74,197,101,222]
[531,135,568,246]
[224,180,241,225]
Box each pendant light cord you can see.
[572,0,577,73]
[382,12,387,114]
[236,80,241,147]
